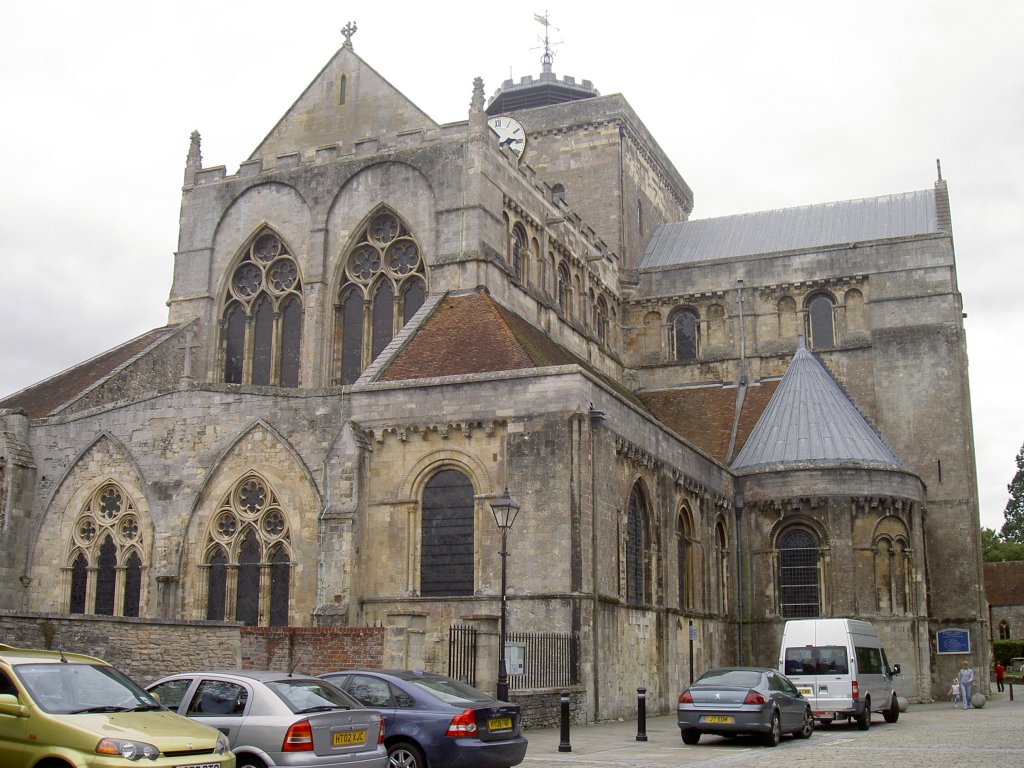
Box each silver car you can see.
[677,666,813,746]
[148,670,387,768]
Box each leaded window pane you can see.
[70,553,88,614]
[779,529,820,618]
[674,311,699,362]
[269,546,290,627]
[402,280,424,325]
[809,296,835,349]
[371,282,394,360]
[420,470,474,597]
[251,295,273,386]
[224,303,245,384]
[95,536,117,616]
[626,489,647,605]
[207,550,227,621]
[123,551,142,617]
[236,532,261,627]
[340,289,364,385]
[677,517,687,610]
[280,296,302,388]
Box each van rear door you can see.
[783,645,853,715]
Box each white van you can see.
[779,618,901,729]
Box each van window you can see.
[784,646,849,675]
[855,646,883,675]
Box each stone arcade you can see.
[0,31,986,720]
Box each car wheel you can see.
[762,711,781,747]
[883,694,900,723]
[237,756,267,768]
[795,707,814,739]
[388,741,426,768]
[681,728,701,744]
[855,699,871,730]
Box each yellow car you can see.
[0,644,234,768]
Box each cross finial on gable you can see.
[341,21,357,49]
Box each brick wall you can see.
[240,626,386,676]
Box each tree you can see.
[1001,443,1024,543]
[982,527,1024,562]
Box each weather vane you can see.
[341,21,358,49]
[533,11,562,69]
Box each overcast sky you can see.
[2,1,1021,530]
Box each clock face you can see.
[487,116,526,157]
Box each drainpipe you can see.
[734,491,746,665]
[589,406,606,719]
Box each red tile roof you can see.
[0,326,179,418]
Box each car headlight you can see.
[216,731,231,754]
[96,737,160,760]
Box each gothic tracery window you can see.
[335,209,426,384]
[510,224,527,282]
[557,263,571,316]
[222,229,303,387]
[66,482,145,617]
[676,510,693,610]
[203,474,293,626]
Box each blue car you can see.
[319,670,527,768]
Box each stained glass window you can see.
[625,485,650,605]
[779,528,820,618]
[335,209,426,384]
[672,309,700,362]
[420,470,474,597]
[807,294,835,349]
[221,229,303,387]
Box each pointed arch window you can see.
[625,484,651,605]
[221,229,304,387]
[557,263,571,316]
[335,209,426,384]
[671,308,700,362]
[715,522,730,614]
[807,294,835,349]
[778,528,820,618]
[676,512,692,610]
[203,473,293,626]
[594,295,609,345]
[420,470,475,597]
[510,224,527,281]
[999,620,1011,640]
[65,482,147,617]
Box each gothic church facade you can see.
[0,36,986,719]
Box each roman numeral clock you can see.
[487,115,526,157]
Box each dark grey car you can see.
[677,667,813,746]
[148,670,388,768]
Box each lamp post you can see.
[490,486,521,702]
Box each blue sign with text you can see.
[936,628,971,654]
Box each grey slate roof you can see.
[730,340,902,473]
[640,189,939,268]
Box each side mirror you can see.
[891,663,901,677]
[0,693,28,718]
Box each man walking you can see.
[958,660,975,709]
[995,661,1005,693]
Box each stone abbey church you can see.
[0,31,987,719]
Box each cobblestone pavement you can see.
[521,696,1024,767]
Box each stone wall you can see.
[0,610,240,685]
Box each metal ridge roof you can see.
[640,188,939,268]
[730,339,902,473]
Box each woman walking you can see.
[958,660,975,710]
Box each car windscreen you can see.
[15,663,161,715]
[266,679,362,712]
[694,669,763,688]
[784,646,850,675]
[408,676,493,705]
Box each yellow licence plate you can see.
[702,715,734,724]
[798,687,813,696]
[333,730,367,746]
[489,717,513,731]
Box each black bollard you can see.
[1010,682,1014,702]
[558,690,572,752]
[636,687,648,742]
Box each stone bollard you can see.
[636,687,648,742]
[558,690,572,752]
[970,692,986,709]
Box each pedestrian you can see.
[995,661,1005,693]
[948,677,961,706]
[958,660,975,709]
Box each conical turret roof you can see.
[730,339,902,473]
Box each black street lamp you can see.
[490,486,521,702]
